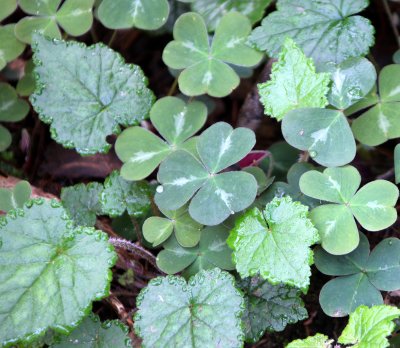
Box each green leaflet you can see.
[227,196,319,292]
[0,199,117,347]
[338,305,400,347]
[51,313,131,347]
[30,34,154,155]
[0,24,26,71]
[115,96,207,180]
[286,334,332,348]
[258,38,330,120]
[155,122,258,225]
[315,233,400,317]
[100,170,152,218]
[352,64,400,146]
[0,0,17,21]
[134,268,245,348]
[249,0,375,69]
[61,182,103,227]
[0,181,31,213]
[16,59,36,97]
[15,0,95,44]
[300,166,399,255]
[163,12,262,97]
[238,276,307,343]
[98,0,169,30]
[156,225,234,276]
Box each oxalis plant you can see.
[1,0,400,347]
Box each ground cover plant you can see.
[1,0,400,347]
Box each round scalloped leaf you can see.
[0,0,17,21]
[239,276,307,343]
[98,0,169,30]
[0,25,26,70]
[0,180,31,213]
[15,0,94,44]
[325,57,377,110]
[61,182,103,227]
[227,196,319,292]
[339,305,400,347]
[0,125,11,152]
[282,108,356,167]
[52,313,131,347]
[0,199,117,347]
[286,334,332,348]
[100,171,152,218]
[162,12,262,97]
[0,83,30,123]
[30,34,154,155]
[134,268,245,348]
[249,0,374,69]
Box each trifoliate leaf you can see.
[249,0,375,69]
[156,225,234,276]
[300,166,399,255]
[286,334,332,348]
[134,268,245,348]
[315,233,400,317]
[100,170,152,218]
[0,199,117,347]
[0,0,17,21]
[97,0,169,30]
[15,0,94,44]
[339,305,400,347]
[325,57,377,110]
[0,25,26,71]
[282,108,356,167]
[51,314,131,348]
[115,96,207,180]
[143,205,202,247]
[258,38,330,120]
[61,182,103,227]
[16,59,36,97]
[155,122,257,225]
[163,12,262,97]
[238,276,307,343]
[0,181,31,213]
[30,34,154,155]
[227,196,319,291]
[352,65,400,146]
[190,0,272,31]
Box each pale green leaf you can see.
[258,38,330,120]
[286,334,332,348]
[0,125,11,152]
[0,0,17,21]
[0,25,26,70]
[31,34,154,155]
[16,60,36,96]
[0,83,30,122]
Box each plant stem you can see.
[382,0,400,48]
[90,26,99,43]
[108,30,118,48]
[167,77,178,96]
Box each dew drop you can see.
[309,150,317,158]
[156,185,164,193]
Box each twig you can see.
[106,293,134,328]
[382,0,400,47]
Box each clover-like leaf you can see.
[16,59,36,97]
[0,199,117,347]
[227,196,319,292]
[352,65,400,146]
[156,225,234,276]
[61,182,103,227]
[258,38,330,120]
[0,125,12,152]
[0,83,30,123]
[238,276,308,343]
[52,313,131,348]
[97,0,169,30]
[325,57,377,110]
[155,122,257,225]
[249,0,375,69]
[143,205,202,247]
[15,0,95,44]
[286,334,332,348]
[134,268,244,348]
[31,34,154,155]
[100,171,152,218]
[0,0,17,21]
[0,181,31,213]
[115,96,207,180]
[190,0,272,31]
[163,12,262,97]
[282,108,356,167]
[300,166,399,255]
[315,233,400,317]
[0,24,26,71]
[339,305,400,347]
